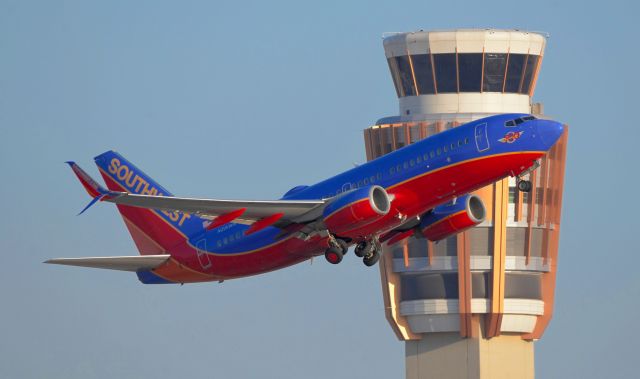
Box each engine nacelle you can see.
[418,194,486,241]
[323,185,391,236]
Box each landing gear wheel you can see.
[336,239,349,254]
[363,249,380,267]
[354,242,369,258]
[325,247,344,264]
[517,180,532,192]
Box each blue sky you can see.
[1,0,638,378]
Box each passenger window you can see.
[390,167,395,174]
[223,237,228,244]
[358,180,363,187]
[458,140,462,147]
[423,153,429,161]
[443,145,448,153]
[364,178,369,185]
[450,143,455,150]
[397,164,401,172]
[464,137,469,144]
[377,173,382,180]
[403,162,409,169]
[217,241,222,248]
[416,156,422,163]
[410,159,415,167]
[370,176,375,183]
[430,151,435,158]
[437,148,441,155]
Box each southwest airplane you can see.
[47,114,564,284]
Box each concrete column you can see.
[406,322,534,379]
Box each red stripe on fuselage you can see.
[341,151,544,239]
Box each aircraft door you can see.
[474,123,490,152]
[196,239,212,270]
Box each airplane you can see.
[46,113,564,284]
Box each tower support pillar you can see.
[406,323,534,379]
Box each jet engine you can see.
[323,185,391,236]
[418,194,486,241]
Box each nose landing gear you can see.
[516,160,540,193]
[517,179,532,192]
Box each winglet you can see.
[66,161,109,197]
[66,161,114,215]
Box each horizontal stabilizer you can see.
[44,255,170,272]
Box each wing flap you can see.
[44,255,171,272]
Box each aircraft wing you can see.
[44,255,171,272]
[67,161,326,229]
[103,192,325,224]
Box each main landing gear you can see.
[324,236,348,265]
[324,235,381,267]
[355,238,381,267]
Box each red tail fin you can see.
[93,151,207,255]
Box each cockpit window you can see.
[506,115,536,127]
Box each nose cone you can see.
[537,120,564,150]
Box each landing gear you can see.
[354,241,368,257]
[324,246,344,264]
[517,179,532,192]
[324,235,349,264]
[324,234,381,267]
[357,238,381,267]
[363,249,380,267]
[515,160,539,193]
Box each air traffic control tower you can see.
[363,30,568,378]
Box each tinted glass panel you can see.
[433,53,458,93]
[505,273,542,299]
[506,227,526,256]
[401,273,459,300]
[395,56,417,96]
[411,54,436,94]
[520,55,539,94]
[391,244,404,259]
[468,227,492,255]
[458,53,483,92]
[433,236,457,256]
[407,237,428,258]
[387,58,404,97]
[504,53,526,93]
[409,125,421,143]
[394,126,406,148]
[382,128,393,154]
[472,273,490,298]
[483,53,507,92]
